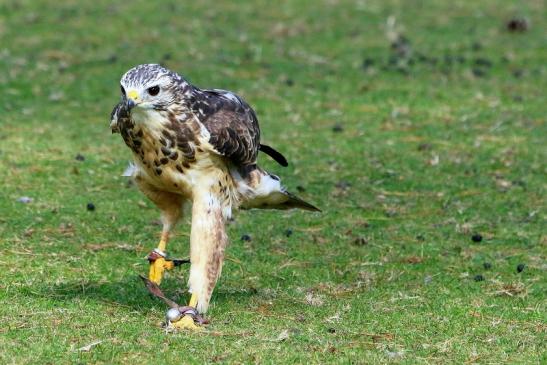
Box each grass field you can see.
[0,0,545,363]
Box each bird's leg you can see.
[173,187,229,331]
[134,177,185,285]
[147,230,175,285]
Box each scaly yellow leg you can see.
[148,232,174,285]
[188,293,198,307]
[171,293,202,331]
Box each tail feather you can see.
[259,144,288,167]
[238,169,320,212]
[280,191,321,212]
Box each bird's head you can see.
[119,64,189,113]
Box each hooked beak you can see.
[125,98,136,110]
[125,90,139,110]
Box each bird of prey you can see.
[110,64,319,330]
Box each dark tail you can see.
[259,144,288,167]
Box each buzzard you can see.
[110,64,318,330]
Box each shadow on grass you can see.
[18,274,258,311]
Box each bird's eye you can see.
[120,85,126,96]
[147,85,160,96]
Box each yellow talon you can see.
[148,257,167,285]
[170,294,203,331]
[171,315,203,331]
[148,235,174,285]
[148,255,176,284]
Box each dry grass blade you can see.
[139,275,180,308]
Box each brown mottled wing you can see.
[191,89,260,172]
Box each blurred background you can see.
[0,0,545,363]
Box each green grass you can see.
[0,0,545,363]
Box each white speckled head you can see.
[119,64,189,111]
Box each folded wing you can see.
[190,89,260,175]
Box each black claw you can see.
[172,258,191,266]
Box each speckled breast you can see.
[118,112,204,191]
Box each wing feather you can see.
[190,89,260,172]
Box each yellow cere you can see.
[127,90,139,100]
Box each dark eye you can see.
[147,85,160,96]
[120,85,126,96]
